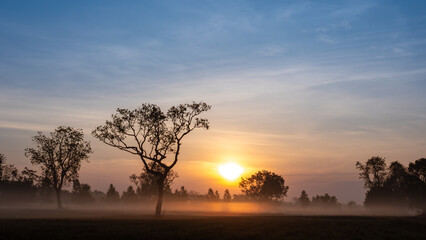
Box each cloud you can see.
[315,21,352,33]
[317,34,336,44]
[256,45,286,56]
[391,47,412,56]
[330,2,376,18]
[314,21,352,44]
[276,1,311,20]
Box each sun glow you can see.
[218,163,244,181]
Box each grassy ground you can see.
[1,213,425,240]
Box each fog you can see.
[0,201,420,219]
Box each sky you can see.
[1,0,426,204]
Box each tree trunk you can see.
[56,188,62,209]
[155,176,165,217]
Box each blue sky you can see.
[1,0,426,203]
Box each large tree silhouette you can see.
[92,102,210,216]
[25,126,92,209]
[239,170,289,201]
[357,156,426,209]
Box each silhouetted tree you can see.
[357,157,426,209]
[19,167,38,184]
[0,154,19,181]
[385,161,426,208]
[311,193,339,208]
[386,161,409,189]
[205,188,220,200]
[409,158,426,183]
[207,188,216,200]
[356,156,387,189]
[106,184,120,204]
[173,186,189,201]
[71,179,94,204]
[215,190,220,200]
[298,190,310,207]
[0,154,39,203]
[239,170,289,201]
[129,162,177,201]
[93,102,210,216]
[25,126,92,209]
[121,186,138,203]
[0,153,5,180]
[92,190,106,202]
[223,189,232,201]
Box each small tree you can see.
[92,190,106,202]
[311,193,339,208]
[106,184,120,204]
[239,170,289,201]
[0,154,20,181]
[72,179,94,204]
[298,190,310,207]
[173,186,189,201]
[25,126,92,209]
[215,190,220,200]
[129,163,177,201]
[223,189,232,201]
[121,186,138,203]
[207,188,216,200]
[93,102,210,216]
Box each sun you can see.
[218,163,244,181]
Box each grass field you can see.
[0,209,425,240]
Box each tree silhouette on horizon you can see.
[239,170,289,201]
[357,156,426,209]
[223,189,232,201]
[129,162,177,200]
[25,126,92,209]
[92,102,211,216]
[106,184,120,204]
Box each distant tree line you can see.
[1,148,292,205]
[1,140,347,209]
[293,190,343,208]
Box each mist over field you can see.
[0,200,421,220]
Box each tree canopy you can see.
[356,156,387,189]
[239,170,289,201]
[357,156,426,210]
[25,126,92,209]
[92,101,210,216]
[298,190,310,207]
